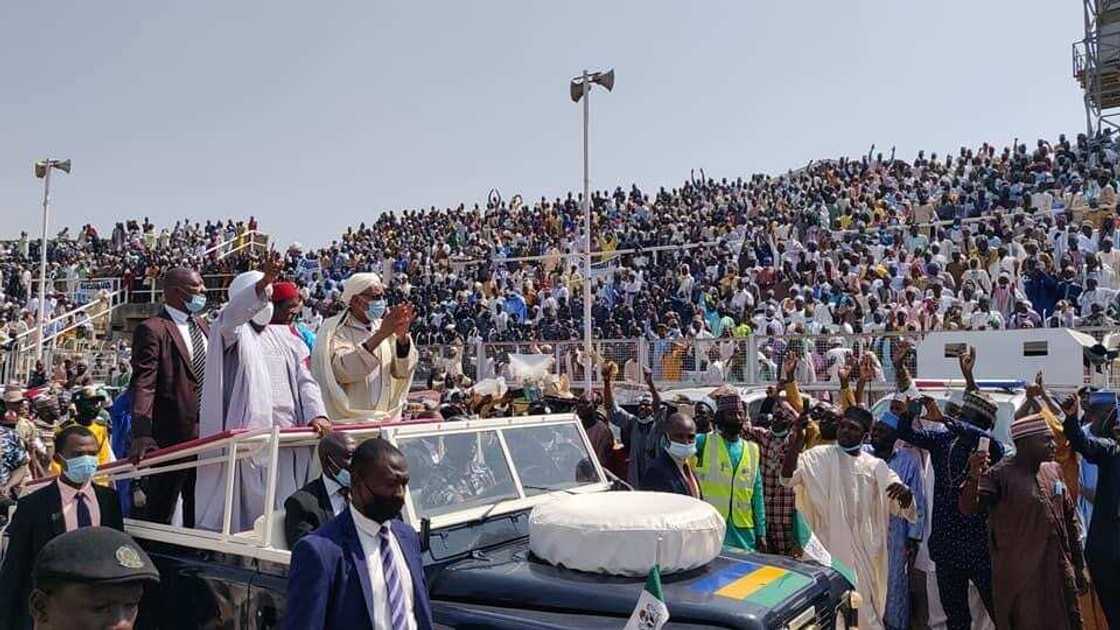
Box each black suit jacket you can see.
[639,449,700,499]
[284,477,335,549]
[130,309,210,448]
[0,482,124,630]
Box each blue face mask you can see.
[62,455,99,485]
[665,439,697,462]
[333,468,351,488]
[366,299,387,321]
[185,293,207,314]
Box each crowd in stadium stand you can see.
[278,131,1120,353]
[0,217,260,349]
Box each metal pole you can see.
[582,70,593,395]
[36,165,52,362]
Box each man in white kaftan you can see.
[310,272,417,422]
[195,265,331,533]
[781,407,916,630]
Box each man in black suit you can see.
[639,412,701,499]
[0,425,124,630]
[128,267,209,526]
[284,431,356,548]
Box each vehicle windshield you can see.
[399,430,519,518]
[393,417,605,522]
[503,423,597,496]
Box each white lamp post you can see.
[33,158,71,362]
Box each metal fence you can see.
[416,327,1120,393]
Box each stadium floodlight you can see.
[569,69,615,394]
[33,158,72,362]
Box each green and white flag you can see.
[624,564,669,630]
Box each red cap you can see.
[271,282,300,303]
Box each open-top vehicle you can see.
[9,414,855,629]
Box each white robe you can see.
[783,445,916,630]
[194,283,328,533]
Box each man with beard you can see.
[961,414,1087,630]
[285,438,434,629]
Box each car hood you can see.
[428,540,844,629]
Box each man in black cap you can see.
[27,526,159,630]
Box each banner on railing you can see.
[296,258,320,280]
[74,279,116,304]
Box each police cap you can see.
[33,527,160,587]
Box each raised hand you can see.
[1026,370,1044,400]
[392,303,415,337]
[886,482,914,509]
[959,345,976,374]
[1060,392,1082,420]
[967,450,989,481]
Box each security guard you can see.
[27,527,159,630]
[693,388,767,552]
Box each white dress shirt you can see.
[350,506,417,630]
[165,305,208,362]
[322,475,347,516]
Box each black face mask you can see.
[358,495,404,524]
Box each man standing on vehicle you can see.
[311,272,417,422]
[285,437,433,630]
[693,388,767,552]
[128,267,209,526]
[193,258,332,533]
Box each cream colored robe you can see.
[311,311,417,422]
[783,444,916,630]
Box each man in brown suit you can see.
[128,268,209,526]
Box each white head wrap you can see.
[340,272,384,305]
[229,271,273,326]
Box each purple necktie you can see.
[379,525,409,630]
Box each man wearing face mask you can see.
[50,387,114,484]
[194,257,332,532]
[0,425,124,630]
[285,438,434,630]
[128,267,209,525]
[311,273,418,422]
[693,389,767,552]
[781,405,915,630]
[284,431,356,548]
[640,413,700,498]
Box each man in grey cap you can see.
[27,527,159,630]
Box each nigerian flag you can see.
[624,564,669,630]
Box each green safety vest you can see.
[692,434,759,530]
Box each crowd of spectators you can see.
[0,217,261,349]
[281,131,1120,361]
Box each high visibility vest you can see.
[692,434,759,530]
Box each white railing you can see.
[414,326,1120,393]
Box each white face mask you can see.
[252,303,274,327]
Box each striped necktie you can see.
[188,318,206,396]
[379,525,409,630]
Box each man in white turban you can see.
[311,272,417,422]
[195,257,331,532]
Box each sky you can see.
[1,1,1087,248]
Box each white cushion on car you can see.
[529,491,724,576]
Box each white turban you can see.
[340,272,383,304]
[227,270,272,326]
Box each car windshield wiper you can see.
[522,483,576,495]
